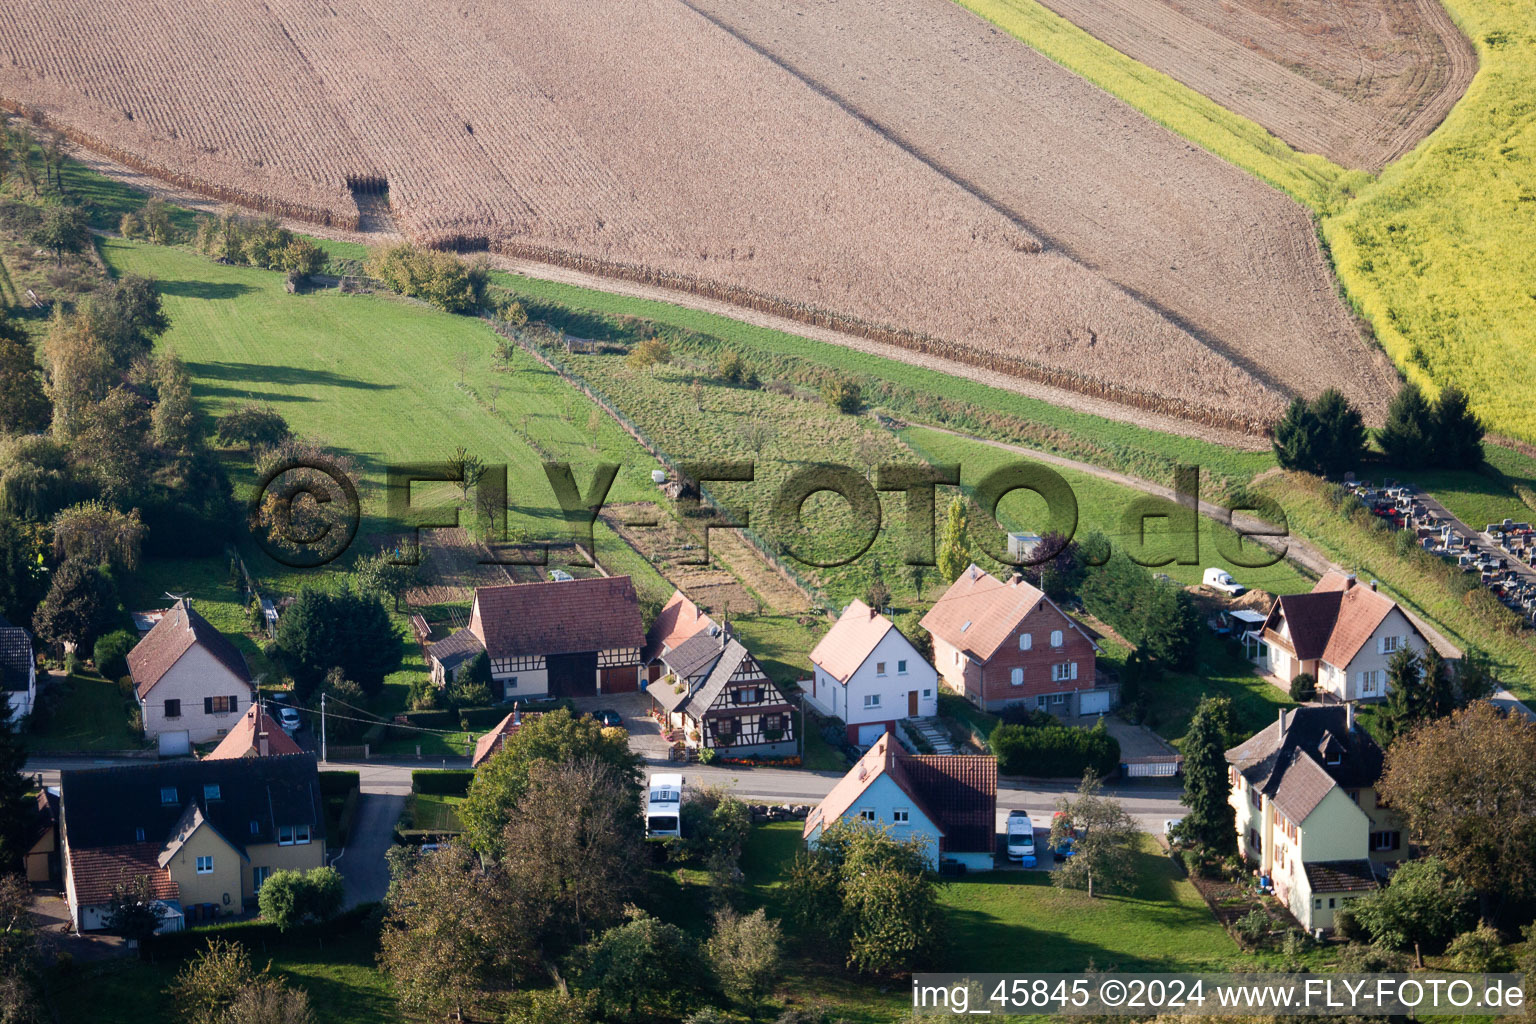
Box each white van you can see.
[1202,568,1245,595]
[646,773,683,838]
[1005,810,1036,866]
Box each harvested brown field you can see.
[1028,0,1476,170]
[0,0,1394,430]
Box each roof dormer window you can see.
[159,787,177,805]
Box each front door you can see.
[908,690,918,717]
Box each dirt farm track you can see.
[0,0,1412,431]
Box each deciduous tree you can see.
[0,316,49,436]
[706,908,783,1016]
[1353,857,1472,967]
[1379,702,1536,920]
[51,500,145,570]
[1049,771,1140,899]
[256,866,343,930]
[572,907,706,1023]
[29,204,87,266]
[936,496,971,585]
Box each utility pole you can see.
[320,692,327,763]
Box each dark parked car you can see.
[592,708,624,728]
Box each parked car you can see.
[1005,810,1036,866]
[277,707,302,734]
[1051,811,1078,861]
[1163,817,1183,842]
[1202,568,1246,595]
[591,708,624,728]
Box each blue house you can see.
[803,732,997,872]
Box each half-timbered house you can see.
[650,631,796,757]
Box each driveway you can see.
[335,792,406,908]
[568,691,672,760]
[1100,715,1179,760]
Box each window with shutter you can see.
[1019,633,1032,651]
[1070,662,1079,681]
[1010,667,1023,686]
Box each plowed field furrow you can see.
[1029,0,1476,169]
[0,0,1401,430]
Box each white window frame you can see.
[1010,667,1024,686]
[897,660,908,675]
[294,824,311,845]
[1381,635,1402,654]
[858,808,876,823]
[875,661,886,677]
[278,825,295,846]
[892,808,910,824]
[1051,692,1068,705]
[1019,633,1032,651]
[195,855,214,875]
[1036,695,1048,709]
[863,694,881,708]
[1052,662,1078,683]
[1050,629,1064,648]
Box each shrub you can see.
[698,746,718,765]
[366,243,487,313]
[92,629,137,681]
[118,212,142,240]
[821,375,862,414]
[627,338,671,369]
[256,867,343,930]
[411,769,476,797]
[1235,908,1269,943]
[1333,905,1360,941]
[1446,925,1516,972]
[1288,672,1316,702]
[217,402,290,450]
[717,350,753,385]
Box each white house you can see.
[1253,572,1458,702]
[128,601,254,756]
[803,732,997,872]
[0,617,36,721]
[807,600,937,746]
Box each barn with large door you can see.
[464,576,645,701]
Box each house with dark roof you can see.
[26,789,58,884]
[1254,572,1459,702]
[808,600,938,747]
[1226,705,1404,932]
[203,705,304,761]
[426,576,646,701]
[921,565,1105,716]
[60,754,325,931]
[650,631,796,757]
[803,733,997,871]
[128,600,254,756]
[0,614,36,720]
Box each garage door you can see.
[856,723,887,747]
[158,731,191,757]
[1079,690,1110,716]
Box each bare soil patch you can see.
[602,503,810,616]
[0,0,1394,430]
[1032,0,1476,169]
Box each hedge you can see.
[141,902,380,959]
[412,769,476,797]
[990,720,1120,778]
[318,770,360,798]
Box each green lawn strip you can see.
[1259,473,1536,693]
[899,426,1314,596]
[45,928,398,1024]
[1320,0,1536,444]
[402,792,466,831]
[727,614,821,689]
[1147,633,1295,747]
[493,270,1271,490]
[27,672,144,752]
[945,0,1360,213]
[98,238,658,549]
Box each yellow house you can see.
[1227,705,1404,932]
[61,754,326,932]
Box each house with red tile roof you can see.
[471,707,544,768]
[803,732,997,871]
[127,600,254,756]
[426,576,646,701]
[808,600,938,747]
[203,705,304,761]
[922,565,1105,716]
[642,589,717,683]
[650,630,796,757]
[1226,705,1403,932]
[1254,572,1457,702]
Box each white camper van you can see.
[1005,810,1036,866]
[646,773,683,838]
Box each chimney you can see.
[1346,702,1354,733]
[513,701,521,727]
[1277,707,1288,739]
[1009,571,1024,587]
[1343,573,1356,590]
[1369,579,1378,592]
[257,730,269,757]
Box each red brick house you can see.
[921,565,1107,715]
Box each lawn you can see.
[401,792,465,831]
[45,928,398,1024]
[732,823,1250,1022]
[27,672,146,753]
[98,237,665,573]
[900,426,1315,597]
[1135,634,1295,747]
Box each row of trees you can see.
[1274,383,1485,478]
[192,209,326,282]
[366,243,487,313]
